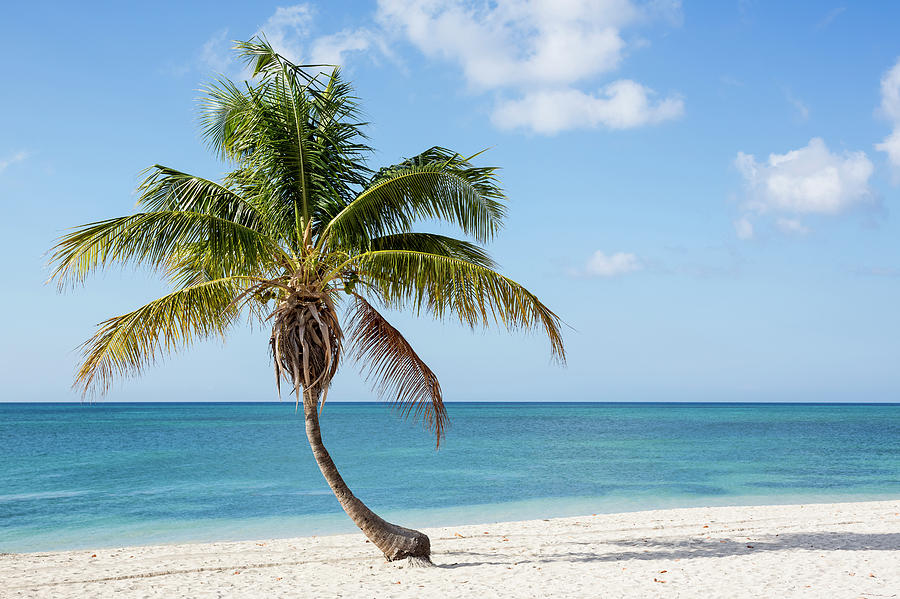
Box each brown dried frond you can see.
[347,295,447,447]
[269,286,342,408]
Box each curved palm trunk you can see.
[302,390,432,564]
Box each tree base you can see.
[404,555,435,568]
[377,525,431,563]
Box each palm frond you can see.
[369,146,505,211]
[347,295,446,446]
[370,233,496,268]
[200,39,376,251]
[198,77,261,162]
[235,37,330,82]
[137,166,262,224]
[321,166,504,249]
[49,211,285,288]
[347,250,565,362]
[162,242,281,306]
[74,277,251,396]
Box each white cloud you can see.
[584,251,642,277]
[875,129,900,176]
[199,29,232,73]
[259,4,315,63]
[310,28,380,66]
[876,57,900,178]
[732,138,874,238]
[377,0,641,89]
[735,138,873,215]
[259,5,381,67]
[192,5,377,79]
[734,217,754,240]
[377,0,683,134]
[878,57,900,122]
[0,150,29,175]
[261,5,382,68]
[492,80,684,134]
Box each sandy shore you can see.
[3,500,898,598]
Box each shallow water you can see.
[1,402,898,552]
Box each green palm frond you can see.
[199,77,260,162]
[369,233,496,268]
[49,211,285,288]
[235,37,332,86]
[202,41,371,248]
[347,250,565,362]
[137,166,262,224]
[347,295,446,446]
[74,277,250,395]
[321,164,506,250]
[369,146,505,214]
[162,242,281,300]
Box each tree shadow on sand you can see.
[437,531,900,569]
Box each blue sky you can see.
[1,1,899,403]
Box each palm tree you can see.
[48,39,565,565]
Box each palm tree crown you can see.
[49,39,564,562]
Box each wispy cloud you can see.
[875,57,900,182]
[377,0,684,134]
[0,150,29,175]
[775,217,810,235]
[255,4,386,69]
[258,4,315,62]
[578,250,643,277]
[734,217,754,240]
[199,29,233,73]
[310,28,384,66]
[786,91,809,121]
[184,4,382,80]
[815,6,846,30]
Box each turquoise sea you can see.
[2,402,898,553]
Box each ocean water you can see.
[1,402,898,553]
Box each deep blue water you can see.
[1,402,898,552]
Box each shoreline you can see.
[4,499,898,598]
[7,492,900,555]
[9,492,900,555]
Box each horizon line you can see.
[2,400,899,406]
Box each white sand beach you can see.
[3,500,898,598]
